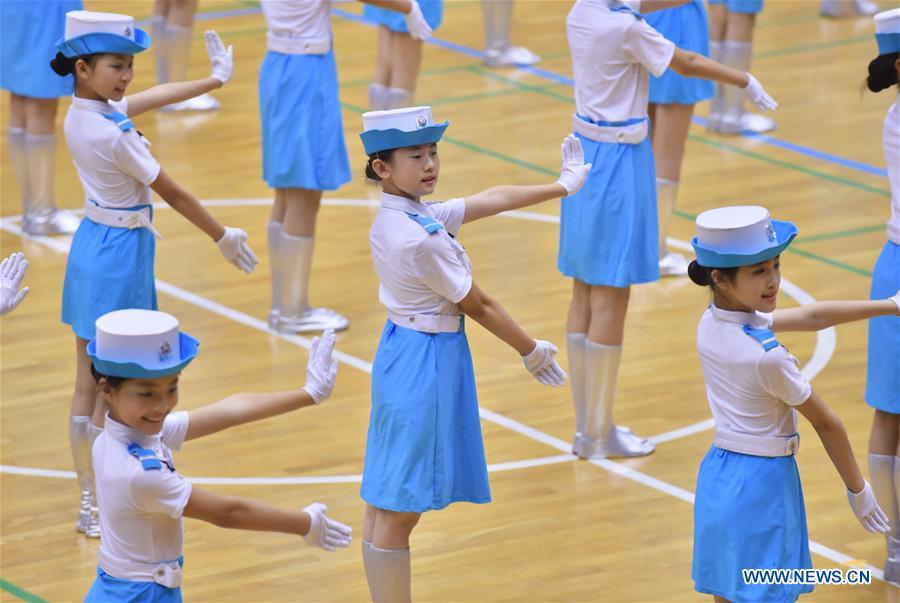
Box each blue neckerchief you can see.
[101,111,134,132]
[609,2,644,21]
[742,324,779,351]
[404,212,445,234]
[127,443,175,472]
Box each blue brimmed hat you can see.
[88,309,199,379]
[875,8,900,56]
[56,11,151,58]
[360,106,449,155]
[691,206,798,268]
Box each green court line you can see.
[785,246,873,277]
[341,62,483,89]
[756,34,870,60]
[425,87,524,106]
[757,13,822,29]
[798,223,885,242]
[468,65,574,102]
[0,579,47,603]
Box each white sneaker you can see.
[716,112,777,135]
[484,46,541,68]
[852,0,879,15]
[274,307,349,334]
[573,426,656,459]
[160,93,220,112]
[659,252,689,277]
[23,208,81,235]
[821,0,878,17]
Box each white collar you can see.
[380,192,429,215]
[71,95,116,114]
[104,414,161,449]
[709,303,771,329]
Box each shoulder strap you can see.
[742,324,780,351]
[101,111,134,132]
[127,443,166,471]
[404,212,445,235]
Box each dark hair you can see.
[90,363,128,389]
[866,52,900,93]
[50,52,100,77]
[365,149,396,181]
[688,260,739,290]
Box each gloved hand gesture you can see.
[302,503,352,551]
[0,252,29,317]
[205,30,234,84]
[744,73,777,111]
[556,134,591,197]
[403,1,432,41]
[522,340,567,386]
[302,330,339,404]
[216,227,258,273]
[847,481,891,533]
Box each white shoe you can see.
[659,252,689,277]
[705,112,722,133]
[274,307,349,334]
[84,506,100,538]
[716,112,777,135]
[821,0,878,17]
[24,208,81,235]
[573,426,656,459]
[76,491,91,533]
[484,46,541,68]
[160,93,220,112]
[885,557,900,585]
[852,0,879,15]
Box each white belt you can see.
[389,313,461,334]
[714,428,799,457]
[266,32,330,55]
[571,113,648,144]
[99,554,182,589]
[84,202,162,239]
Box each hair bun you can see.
[50,52,74,76]
[687,260,711,287]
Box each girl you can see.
[862,7,900,585]
[358,107,588,601]
[562,0,776,460]
[688,205,896,602]
[1,0,83,235]
[52,10,258,538]
[645,0,715,276]
[259,0,430,334]
[364,0,437,109]
[84,309,350,601]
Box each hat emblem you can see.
[416,115,427,129]
[158,341,172,362]
[124,26,132,38]
[765,221,777,243]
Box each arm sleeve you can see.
[112,132,161,186]
[413,236,473,303]
[424,198,466,236]
[756,347,812,407]
[161,411,190,451]
[622,19,676,77]
[130,469,193,519]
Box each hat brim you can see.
[360,122,449,155]
[876,32,900,56]
[56,29,151,58]
[88,332,199,379]
[692,220,798,268]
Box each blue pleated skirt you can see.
[62,213,157,341]
[866,240,900,413]
[693,445,814,602]
[558,129,659,287]
[646,0,715,105]
[258,49,351,191]
[363,0,443,33]
[85,565,181,603]
[361,319,492,513]
[0,0,81,98]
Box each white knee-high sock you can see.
[363,541,412,603]
[268,220,284,323]
[656,178,679,257]
[277,231,315,320]
[164,23,192,82]
[386,87,413,110]
[369,82,390,110]
[583,340,622,442]
[567,333,587,439]
[8,127,30,218]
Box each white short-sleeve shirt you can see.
[64,96,160,209]
[884,95,899,245]
[94,412,192,576]
[370,192,472,317]
[567,0,675,123]
[696,305,812,439]
[261,0,331,39]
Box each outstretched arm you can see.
[668,48,777,112]
[773,293,899,332]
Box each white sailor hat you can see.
[691,206,798,268]
[359,106,449,155]
[875,8,900,56]
[56,10,151,59]
[88,309,199,379]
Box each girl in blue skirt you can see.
[358,106,589,601]
[862,7,900,585]
[687,205,897,602]
[53,10,258,539]
[563,0,776,461]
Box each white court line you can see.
[2,204,869,580]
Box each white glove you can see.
[302,330,339,404]
[555,134,592,197]
[744,73,777,111]
[215,227,258,273]
[205,30,234,84]
[0,252,29,317]
[403,0,432,41]
[302,503,352,551]
[847,481,891,533]
[888,289,900,314]
[522,340,567,386]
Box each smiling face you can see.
[372,143,440,200]
[713,256,782,313]
[102,374,180,435]
[75,53,134,102]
